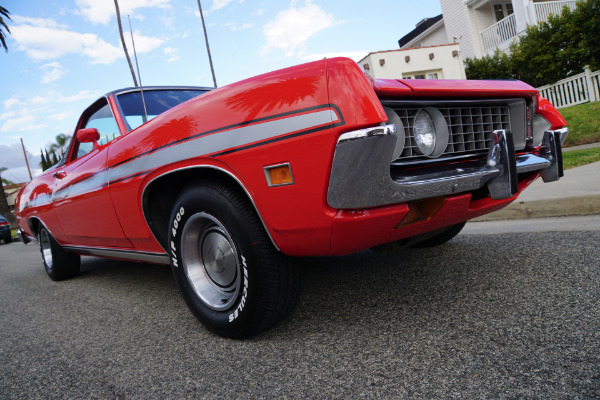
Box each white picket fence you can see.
[537,67,600,108]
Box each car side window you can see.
[76,102,121,159]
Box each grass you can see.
[563,147,600,169]
[559,101,600,147]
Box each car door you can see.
[52,98,133,248]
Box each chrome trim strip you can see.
[141,165,281,252]
[108,109,337,185]
[337,124,397,142]
[63,246,170,265]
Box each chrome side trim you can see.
[63,246,170,265]
[140,165,281,252]
[327,126,566,209]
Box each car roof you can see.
[105,86,215,97]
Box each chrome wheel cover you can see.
[181,212,241,311]
[40,229,53,270]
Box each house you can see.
[358,43,466,81]
[399,0,578,59]
[2,183,25,209]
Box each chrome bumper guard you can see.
[327,124,568,209]
[17,229,31,245]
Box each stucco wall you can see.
[359,44,466,80]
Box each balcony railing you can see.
[481,0,578,53]
[534,0,577,24]
[481,13,516,53]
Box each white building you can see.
[358,44,466,81]
[399,0,578,59]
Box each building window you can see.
[414,74,426,79]
[428,73,439,79]
[493,3,514,22]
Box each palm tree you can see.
[1,5,12,52]
[113,0,138,87]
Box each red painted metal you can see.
[15,57,566,260]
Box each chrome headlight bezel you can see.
[413,107,449,158]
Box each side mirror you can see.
[76,128,100,148]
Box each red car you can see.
[16,58,567,337]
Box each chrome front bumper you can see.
[327,124,567,209]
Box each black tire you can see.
[409,221,467,248]
[38,225,81,281]
[4,236,11,244]
[168,181,301,338]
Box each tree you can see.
[464,48,515,81]
[114,0,138,87]
[0,5,11,52]
[49,133,70,158]
[40,149,49,171]
[465,0,600,87]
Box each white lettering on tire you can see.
[170,206,185,268]
[229,255,249,323]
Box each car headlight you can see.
[413,107,449,158]
[383,106,405,161]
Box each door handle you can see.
[53,171,67,179]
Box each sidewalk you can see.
[473,160,600,221]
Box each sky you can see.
[0,0,442,183]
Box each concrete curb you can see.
[473,194,600,221]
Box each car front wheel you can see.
[168,182,301,338]
[38,225,80,281]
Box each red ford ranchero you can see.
[16,58,568,337]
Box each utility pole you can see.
[20,138,32,180]
[196,0,217,88]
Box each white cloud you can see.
[56,90,98,103]
[223,22,252,31]
[301,51,367,63]
[0,110,17,120]
[261,1,337,57]
[50,112,72,121]
[12,19,163,65]
[40,62,67,84]
[11,15,68,29]
[211,0,235,12]
[124,31,164,54]
[12,24,123,64]
[164,47,179,62]
[0,144,42,182]
[252,9,264,17]
[0,114,47,133]
[3,97,25,110]
[76,0,171,25]
[0,91,98,135]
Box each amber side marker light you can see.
[264,163,294,187]
[395,196,446,228]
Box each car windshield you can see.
[117,89,208,131]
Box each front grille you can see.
[387,103,512,164]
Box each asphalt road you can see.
[1,218,599,399]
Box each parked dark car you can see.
[0,215,12,244]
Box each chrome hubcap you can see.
[181,213,241,311]
[40,229,53,270]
